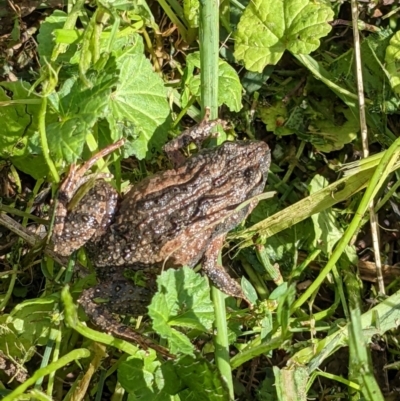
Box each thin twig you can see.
[0,213,78,269]
[351,0,385,294]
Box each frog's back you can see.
[94,140,270,268]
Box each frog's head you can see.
[244,140,271,174]
[241,141,270,195]
[215,140,271,200]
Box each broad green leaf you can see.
[0,314,36,361]
[45,33,169,164]
[119,351,184,400]
[308,107,359,152]
[8,296,59,347]
[259,101,292,136]
[47,116,97,163]
[183,52,242,112]
[174,355,230,401]
[109,35,170,159]
[260,101,358,151]
[119,353,229,400]
[242,66,274,94]
[0,81,49,178]
[309,175,343,254]
[234,0,334,72]
[385,30,400,94]
[46,59,119,163]
[148,267,214,355]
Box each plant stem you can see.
[200,0,220,119]
[211,286,233,400]
[199,1,233,398]
[38,96,59,182]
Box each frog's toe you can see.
[202,236,251,305]
[202,260,251,304]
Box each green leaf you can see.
[8,296,59,347]
[119,353,229,400]
[385,30,400,94]
[0,314,36,361]
[242,66,274,94]
[174,355,230,401]
[148,267,214,355]
[259,101,292,136]
[184,0,199,28]
[46,33,170,164]
[260,100,358,151]
[0,81,49,178]
[241,276,258,304]
[309,175,343,254]
[47,59,119,163]
[118,351,184,400]
[183,52,242,112]
[309,107,359,152]
[256,368,278,401]
[234,0,334,72]
[109,35,170,159]
[260,311,273,340]
[269,282,288,301]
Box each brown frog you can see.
[52,115,271,345]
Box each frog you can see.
[51,113,271,347]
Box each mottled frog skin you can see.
[52,118,270,344]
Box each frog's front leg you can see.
[163,108,227,166]
[201,235,250,304]
[52,139,124,256]
[52,180,118,256]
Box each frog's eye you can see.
[243,167,256,180]
[244,168,263,185]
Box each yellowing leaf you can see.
[259,101,292,136]
[385,30,400,94]
[234,0,334,72]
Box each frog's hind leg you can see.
[201,235,251,305]
[77,272,173,357]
